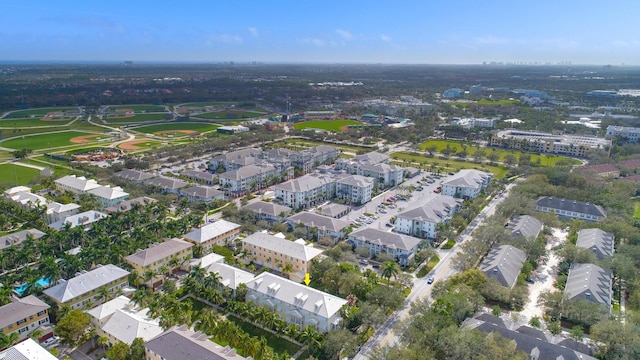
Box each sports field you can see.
[194,110,264,119]
[293,119,362,132]
[118,140,162,151]
[105,105,166,112]
[0,117,74,128]
[0,164,41,185]
[179,102,237,107]
[3,107,79,119]
[0,131,103,150]
[418,139,581,166]
[103,113,171,124]
[132,122,219,134]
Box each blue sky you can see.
[2,1,638,64]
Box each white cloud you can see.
[248,27,258,37]
[335,29,353,40]
[380,34,392,42]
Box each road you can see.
[353,178,522,359]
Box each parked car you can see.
[427,277,434,284]
[372,263,380,269]
[379,209,387,213]
[359,259,369,266]
[385,223,394,227]
[43,336,59,346]
[448,172,455,175]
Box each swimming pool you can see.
[13,277,51,296]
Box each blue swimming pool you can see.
[13,277,51,296]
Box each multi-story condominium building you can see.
[348,228,421,266]
[87,185,129,208]
[394,195,462,239]
[480,245,526,289]
[55,175,101,194]
[0,339,58,360]
[114,169,155,183]
[206,262,255,294]
[490,130,612,158]
[242,202,292,224]
[143,176,189,195]
[145,325,251,360]
[576,228,614,260]
[605,125,640,143]
[245,272,347,332]
[292,145,340,174]
[443,88,463,98]
[535,197,606,221]
[360,163,404,188]
[450,117,498,129]
[125,238,193,289]
[104,196,157,214]
[0,296,50,343]
[219,164,278,197]
[48,210,108,231]
[209,148,262,171]
[98,307,162,347]
[241,232,323,282]
[183,220,241,253]
[0,229,46,251]
[335,175,374,205]
[287,212,350,242]
[564,263,612,311]
[275,172,338,210]
[178,185,225,203]
[43,264,130,310]
[441,169,492,199]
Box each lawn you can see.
[227,315,301,356]
[104,113,171,123]
[132,122,219,134]
[634,200,640,218]
[105,104,166,112]
[390,151,509,179]
[3,107,79,118]
[179,101,237,108]
[417,139,581,167]
[0,164,40,186]
[293,120,362,132]
[0,117,74,128]
[0,131,102,150]
[194,110,264,120]
[266,138,370,154]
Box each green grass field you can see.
[105,104,166,112]
[418,139,581,167]
[477,99,521,106]
[132,122,220,134]
[0,131,101,150]
[118,140,162,150]
[293,119,362,132]
[0,117,75,128]
[104,113,171,124]
[634,200,640,219]
[391,151,509,179]
[179,102,237,108]
[0,164,41,186]
[193,110,264,119]
[3,107,79,119]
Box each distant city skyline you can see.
[1,1,638,65]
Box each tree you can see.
[569,325,584,341]
[162,278,177,294]
[130,337,146,360]
[321,329,358,360]
[0,332,19,349]
[299,326,322,355]
[56,309,90,347]
[105,341,130,360]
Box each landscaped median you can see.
[417,256,440,278]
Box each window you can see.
[37,310,47,316]
[16,319,26,326]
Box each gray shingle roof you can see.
[275,173,337,192]
[564,263,612,307]
[442,169,492,189]
[0,229,46,250]
[125,239,193,267]
[480,245,527,288]
[179,185,224,199]
[219,164,275,181]
[335,175,374,188]
[508,215,543,239]
[353,151,389,165]
[115,169,155,182]
[396,195,461,223]
[287,212,350,232]
[349,228,420,252]
[105,196,157,213]
[317,203,349,218]
[0,296,49,329]
[43,264,129,303]
[535,197,606,218]
[576,228,614,259]
[145,325,250,360]
[242,232,322,262]
[242,202,292,217]
[180,170,217,182]
[143,176,189,190]
[183,220,241,244]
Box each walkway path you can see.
[13,161,45,171]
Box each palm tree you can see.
[194,309,219,335]
[381,261,400,284]
[280,262,294,279]
[0,332,19,349]
[299,325,321,355]
[143,268,158,287]
[189,265,207,284]
[97,336,109,350]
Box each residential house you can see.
[145,325,251,360]
[143,176,189,194]
[335,175,374,205]
[535,197,606,221]
[54,175,101,194]
[348,228,421,266]
[43,264,130,310]
[48,210,108,231]
[287,212,350,242]
[206,262,255,293]
[180,170,217,185]
[0,229,46,251]
[564,263,612,310]
[179,185,225,203]
[125,238,193,289]
[245,272,347,332]
[242,202,292,224]
[114,169,155,183]
[219,164,278,197]
[44,202,81,224]
[241,232,323,282]
[480,245,527,288]
[441,169,492,199]
[394,195,462,239]
[99,308,163,346]
[183,220,241,254]
[87,185,129,208]
[104,196,157,214]
[0,296,50,343]
[0,339,58,360]
[86,295,131,329]
[4,186,80,224]
[576,228,615,260]
[507,215,543,240]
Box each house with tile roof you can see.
[287,212,350,242]
[535,197,606,221]
[564,263,612,310]
[394,195,462,239]
[241,232,323,282]
[0,296,50,343]
[441,169,492,199]
[144,325,250,360]
[242,202,292,224]
[245,272,347,332]
[480,245,527,288]
[125,238,193,289]
[43,264,130,310]
[348,228,421,266]
[576,228,615,260]
[183,220,241,254]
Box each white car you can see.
[42,336,59,346]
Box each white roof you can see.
[55,175,101,192]
[43,264,130,303]
[86,295,131,322]
[442,169,492,189]
[4,186,32,196]
[183,220,241,244]
[48,210,107,230]
[88,185,129,200]
[0,338,58,360]
[9,191,47,207]
[190,253,225,268]
[101,308,163,345]
[46,202,81,215]
[242,232,323,262]
[207,263,255,290]
[246,272,346,319]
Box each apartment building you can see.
[183,220,241,253]
[335,175,374,205]
[348,228,421,266]
[179,185,225,203]
[605,125,640,143]
[219,164,278,197]
[287,212,350,242]
[490,130,611,157]
[440,169,492,199]
[394,195,462,239]
[576,228,615,260]
[4,186,80,224]
[535,197,606,221]
[0,296,50,343]
[209,148,262,171]
[480,245,527,288]
[564,263,612,311]
[0,229,46,252]
[275,172,338,210]
[125,238,193,289]
[242,202,292,224]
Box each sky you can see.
[1,1,638,65]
